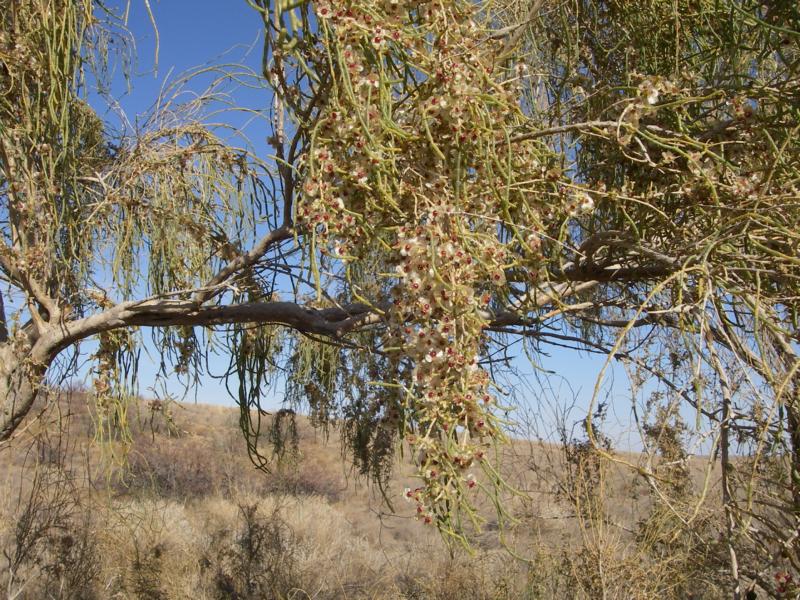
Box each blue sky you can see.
[86,1,273,407]
[97,1,270,149]
[86,1,661,450]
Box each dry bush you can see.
[115,406,346,504]
[120,437,226,499]
[96,498,206,599]
[0,466,100,600]
[393,554,525,600]
[0,459,734,600]
[261,460,344,503]
[202,501,299,599]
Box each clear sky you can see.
[84,1,275,408]
[89,1,659,451]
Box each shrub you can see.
[204,501,299,600]
[1,466,100,600]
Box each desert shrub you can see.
[262,460,344,503]
[97,498,205,599]
[394,554,525,600]
[128,541,168,600]
[204,501,300,600]
[634,505,726,599]
[0,466,100,600]
[119,438,345,505]
[120,438,223,499]
[0,401,754,599]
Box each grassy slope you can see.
[0,392,724,599]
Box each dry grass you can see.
[0,394,735,599]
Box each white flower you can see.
[302,180,318,197]
[579,193,594,213]
[399,237,419,256]
[639,80,660,105]
[490,269,506,286]
[525,233,541,252]
[568,190,595,216]
[417,297,432,314]
[424,349,443,363]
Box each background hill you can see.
[0,391,729,599]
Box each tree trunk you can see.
[0,343,48,442]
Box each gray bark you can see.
[0,343,48,441]
[0,298,378,441]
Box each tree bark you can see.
[0,290,8,343]
[0,298,379,441]
[0,343,48,442]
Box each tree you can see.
[1,0,799,590]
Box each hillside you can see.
[0,392,728,599]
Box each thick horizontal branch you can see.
[488,280,599,327]
[44,298,377,356]
[559,261,675,283]
[49,278,604,357]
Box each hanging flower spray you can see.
[283,0,574,538]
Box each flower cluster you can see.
[295,0,571,528]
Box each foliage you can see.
[1,0,800,594]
